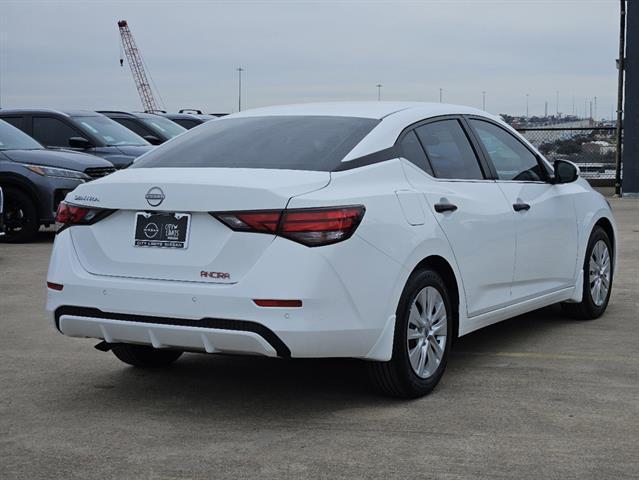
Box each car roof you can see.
[97,110,159,119]
[228,101,493,120]
[220,102,506,162]
[162,112,216,121]
[0,108,102,117]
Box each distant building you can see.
[582,141,615,155]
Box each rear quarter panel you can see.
[287,160,466,357]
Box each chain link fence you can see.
[516,127,618,186]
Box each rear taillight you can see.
[213,206,365,247]
[215,211,281,233]
[55,202,113,231]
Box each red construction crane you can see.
[117,20,159,112]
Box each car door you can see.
[467,117,579,303]
[399,117,517,317]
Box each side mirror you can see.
[68,136,93,149]
[553,159,579,184]
[143,135,162,145]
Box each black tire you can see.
[368,268,453,398]
[0,187,39,243]
[111,344,183,368]
[561,226,613,320]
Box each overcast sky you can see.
[0,0,621,118]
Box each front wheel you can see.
[369,268,453,398]
[561,226,613,320]
[0,187,39,243]
[112,344,183,368]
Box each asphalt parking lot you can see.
[1,197,637,480]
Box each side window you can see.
[32,117,83,148]
[115,118,152,138]
[470,119,544,181]
[415,120,484,180]
[2,116,24,131]
[399,130,433,175]
[174,119,198,129]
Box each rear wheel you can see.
[561,226,613,319]
[0,187,39,243]
[369,268,453,398]
[112,344,183,368]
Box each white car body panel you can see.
[496,181,579,301]
[46,102,617,362]
[400,160,517,317]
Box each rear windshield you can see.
[131,115,379,171]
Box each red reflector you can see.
[47,282,64,291]
[253,299,302,308]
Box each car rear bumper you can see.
[55,307,287,357]
[46,228,405,360]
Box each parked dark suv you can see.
[0,119,116,242]
[98,111,186,144]
[160,111,219,130]
[0,109,152,169]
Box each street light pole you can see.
[482,91,486,110]
[526,93,529,117]
[376,84,382,101]
[439,88,443,103]
[237,67,244,112]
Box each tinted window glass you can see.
[1,117,24,130]
[32,117,83,148]
[470,120,544,181]
[0,120,43,150]
[415,120,483,180]
[173,119,199,129]
[113,118,152,138]
[73,116,149,147]
[132,116,379,171]
[400,130,432,175]
[140,116,186,138]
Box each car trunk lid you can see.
[67,167,330,284]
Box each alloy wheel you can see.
[406,286,447,379]
[589,239,611,307]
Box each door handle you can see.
[434,202,458,213]
[513,202,531,212]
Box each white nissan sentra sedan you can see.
[46,102,616,397]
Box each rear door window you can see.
[415,120,484,180]
[173,119,199,129]
[114,118,153,138]
[32,117,83,148]
[1,116,24,131]
[132,116,379,171]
